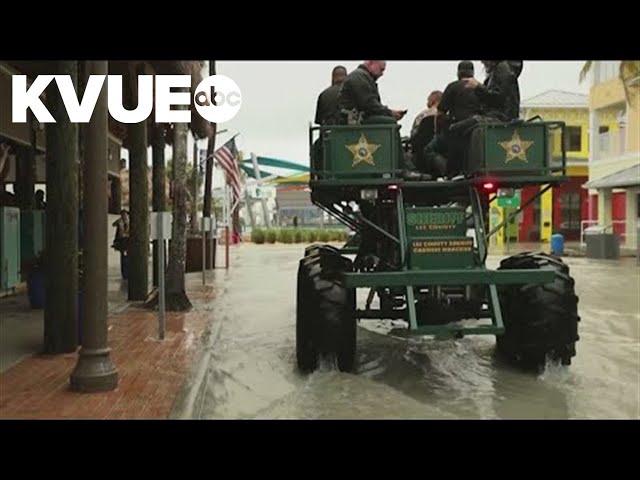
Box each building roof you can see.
[584,164,640,189]
[521,90,588,108]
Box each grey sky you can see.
[215,61,589,172]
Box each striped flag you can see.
[213,136,243,242]
[214,137,242,201]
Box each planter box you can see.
[185,236,216,272]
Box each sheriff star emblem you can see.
[499,130,534,163]
[346,134,381,167]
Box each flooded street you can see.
[172,244,640,419]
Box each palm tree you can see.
[580,61,640,104]
[165,117,192,311]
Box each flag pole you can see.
[225,183,230,269]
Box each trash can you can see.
[551,233,564,256]
[585,226,620,259]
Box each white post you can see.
[202,219,206,285]
[155,213,167,340]
[251,152,271,228]
[625,188,639,250]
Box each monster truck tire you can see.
[296,245,356,373]
[496,252,580,371]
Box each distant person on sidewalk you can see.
[34,189,46,210]
[112,209,130,278]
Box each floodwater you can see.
[172,244,640,420]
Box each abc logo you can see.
[194,75,242,123]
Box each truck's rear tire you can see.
[496,252,580,371]
[296,245,356,373]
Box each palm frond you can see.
[579,61,593,83]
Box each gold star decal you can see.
[499,130,534,163]
[346,134,381,167]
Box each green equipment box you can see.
[1,207,21,290]
[319,124,401,179]
[468,123,552,176]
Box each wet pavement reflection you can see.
[172,244,640,420]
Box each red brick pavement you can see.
[0,287,214,419]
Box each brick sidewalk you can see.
[0,286,214,419]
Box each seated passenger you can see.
[462,60,522,122]
[337,61,428,180]
[409,91,443,174]
[423,61,484,179]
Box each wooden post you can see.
[127,68,149,301]
[43,61,78,354]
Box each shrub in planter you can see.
[278,229,294,244]
[252,228,266,244]
[307,229,318,242]
[318,229,330,242]
[330,229,343,241]
[266,229,277,243]
[294,229,304,243]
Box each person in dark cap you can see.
[314,65,348,125]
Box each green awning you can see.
[241,156,309,172]
[240,164,279,179]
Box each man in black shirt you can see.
[439,61,482,123]
[422,61,483,178]
[314,65,347,125]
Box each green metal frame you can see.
[306,120,568,340]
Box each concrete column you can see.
[598,188,613,227]
[625,187,639,250]
[70,61,118,392]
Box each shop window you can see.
[565,126,582,152]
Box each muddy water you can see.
[173,244,640,420]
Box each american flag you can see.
[213,137,242,202]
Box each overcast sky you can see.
[214,61,589,171]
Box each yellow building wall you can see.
[590,77,626,110]
[590,76,640,158]
[626,94,640,153]
[525,107,590,160]
[540,187,553,241]
[521,106,590,242]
